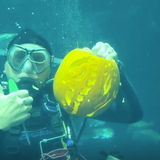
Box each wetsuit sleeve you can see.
[93,63,143,124]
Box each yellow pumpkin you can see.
[53,48,120,117]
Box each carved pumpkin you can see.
[53,48,120,117]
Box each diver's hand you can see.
[92,42,118,63]
[0,86,33,131]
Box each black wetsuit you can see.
[0,89,69,160]
[0,66,143,160]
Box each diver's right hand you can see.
[0,86,33,131]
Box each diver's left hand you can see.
[91,42,118,63]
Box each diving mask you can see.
[6,44,52,74]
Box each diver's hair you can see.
[7,29,52,55]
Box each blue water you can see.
[0,0,160,160]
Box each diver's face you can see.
[4,43,51,94]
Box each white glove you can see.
[0,86,33,131]
[92,42,118,63]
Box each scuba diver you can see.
[0,29,143,160]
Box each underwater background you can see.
[0,0,160,160]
